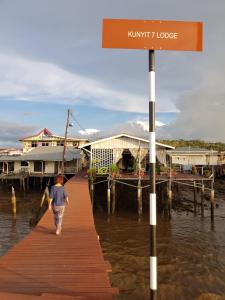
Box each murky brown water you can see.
[94,179,225,300]
[0,185,41,256]
[1,180,225,300]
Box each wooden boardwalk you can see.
[0,175,117,300]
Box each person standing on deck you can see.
[48,175,69,235]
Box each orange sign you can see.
[102,19,203,51]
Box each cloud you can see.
[0,120,36,147]
[0,52,156,113]
[78,128,100,135]
[101,119,165,138]
[136,120,165,131]
[157,70,225,141]
[0,0,224,141]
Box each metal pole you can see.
[61,109,70,178]
[149,50,157,300]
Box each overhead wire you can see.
[70,111,88,134]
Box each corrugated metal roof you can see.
[79,133,175,149]
[167,147,218,154]
[174,147,209,151]
[0,146,81,162]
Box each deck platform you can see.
[98,172,212,181]
[0,174,117,300]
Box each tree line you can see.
[157,139,225,151]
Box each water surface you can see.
[0,186,41,256]
[94,179,225,300]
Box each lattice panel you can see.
[92,149,113,174]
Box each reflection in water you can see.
[94,180,225,300]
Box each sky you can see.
[0,0,225,147]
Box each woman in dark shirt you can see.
[49,175,69,235]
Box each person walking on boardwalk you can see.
[48,175,69,235]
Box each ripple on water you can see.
[94,192,225,300]
[0,212,32,256]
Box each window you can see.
[42,142,49,146]
[34,161,45,173]
[57,141,64,146]
[21,161,29,166]
[8,162,14,172]
[31,141,37,148]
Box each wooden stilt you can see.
[27,176,30,190]
[210,177,215,221]
[168,188,172,217]
[137,179,142,217]
[167,181,172,217]
[107,178,111,216]
[22,178,26,192]
[112,179,116,215]
[90,178,94,209]
[161,183,166,214]
[40,186,49,208]
[20,178,22,191]
[194,180,197,214]
[201,183,205,217]
[11,186,16,220]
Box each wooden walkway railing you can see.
[0,174,117,300]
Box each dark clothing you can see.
[49,185,68,206]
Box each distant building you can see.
[167,147,219,166]
[0,146,82,175]
[19,128,89,153]
[0,148,23,156]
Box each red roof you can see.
[19,128,53,141]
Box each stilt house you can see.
[79,133,174,174]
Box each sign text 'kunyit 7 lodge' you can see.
[102,19,203,51]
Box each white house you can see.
[79,133,174,174]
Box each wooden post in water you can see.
[107,177,111,216]
[201,182,205,217]
[90,178,94,209]
[167,156,172,217]
[26,177,30,191]
[40,185,49,208]
[22,177,26,192]
[111,179,116,215]
[137,178,143,217]
[160,183,165,213]
[19,177,22,191]
[193,181,197,214]
[210,177,215,222]
[11,186,16,220]
[167,177,172,217]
